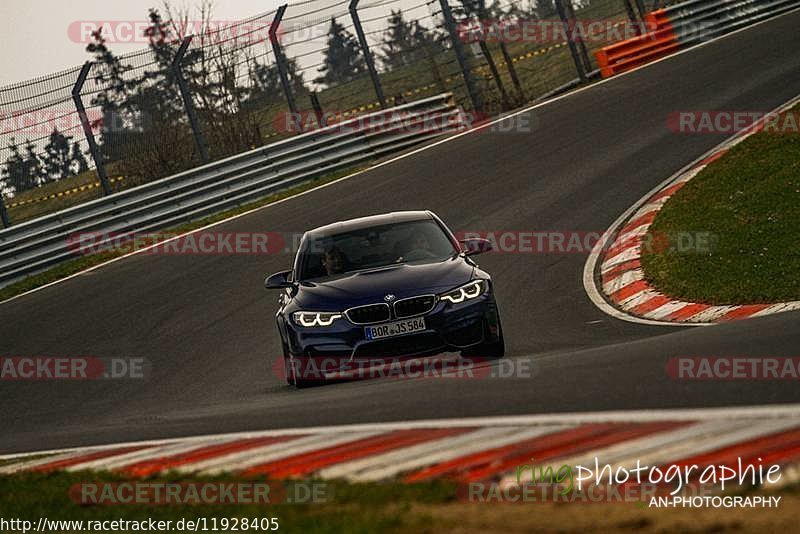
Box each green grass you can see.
[0,165,365,303]
[0,471,455,534]
[641,104,800,304]
[6,170,108,224]
[2,471,800,533]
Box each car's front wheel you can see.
[283,349,325,388]
[281,342,295,386]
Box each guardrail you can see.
[596,0,800,77]
[0,93,465,288]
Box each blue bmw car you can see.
[265,211,504,387]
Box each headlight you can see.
[439,280,486,304]
[292,311,343,327]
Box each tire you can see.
[283,348,325,388]
[282,342,295,386]
[460,315,505,360]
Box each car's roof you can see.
[306,211,435,238]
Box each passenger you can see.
[321,246,346,275]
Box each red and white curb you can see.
[2,406,800,488]
[585,96,800,326]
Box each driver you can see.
[411,233,431,254]
[396,231,437,262]
[321,246,346,275]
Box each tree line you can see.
[2,133,89,194]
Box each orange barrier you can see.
[594,9,679,78]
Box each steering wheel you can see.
[402,248,438,262]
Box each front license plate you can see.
[365,317,426,340]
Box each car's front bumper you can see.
[283,289,500,368]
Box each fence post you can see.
[498,41,524,102]
[270,5,300,131]
[310,92,327,128]
[424,40,447,93]
[475,0,522,103]
[623,0,643,35]
[72,62,112,196]
[172,37,210,163]
[439,0,483,111]
[350,0,387,109]
[633,0,647,19]
[476,1,516,108]
[478,41,511,109]
[563,0,593,74]
[0,194,9,228]
[554,0,586,82]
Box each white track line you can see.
[686,305,737,323]
[320,425,571,482]
[0,449,106,474]
[184,431,385,476]
[65,438,228,472]
[645,301,688,320]
[615,224,652,248]
[752,302,800,317]
[603,270,643,295]
[619,289,659,308]
[4,405,800,461]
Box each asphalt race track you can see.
[2,12,799,453]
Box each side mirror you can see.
[265,270,294,289]
[460,237,493,256]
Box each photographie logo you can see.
[463,456,783,507]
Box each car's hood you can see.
[295,257,474,309]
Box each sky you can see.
[0,0,318,85]
[0,0,445,87]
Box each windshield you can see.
[298,219,457,280]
